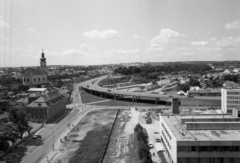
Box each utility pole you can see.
[69,113,71,128]
[52,127,55,150]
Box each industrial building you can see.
[160,107,240,163]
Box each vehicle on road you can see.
[148,142,154,148]
[155,138,161,142]
[32,133,42,139]
[187,94,194,98]
[154,131,159,134]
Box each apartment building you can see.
[221,86,240,114]
[159,112,240,163]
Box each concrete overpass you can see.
[80,75,221,107]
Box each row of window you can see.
[23,77,45,82]
[227,96,240,99]
[227,100,240,104]
[227,92,240,95]
[227,105,240,109]
[162,123,171,140]
[178,157,240,163]
[162,131,171,149]
[178,146,240,152]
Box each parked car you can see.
[148,142,154,148]
[32,133,42,139]
[155,138,161,142]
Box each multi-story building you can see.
[26,90,66,123]
[160,112,240,163]
[221,86,240,113]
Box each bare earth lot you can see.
[103,109,140,163]
[52,109,118,163]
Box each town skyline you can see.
[0,0,240,67]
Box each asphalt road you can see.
[20,84,83,163]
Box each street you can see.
[19,84,83,163]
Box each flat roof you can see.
[28,88,47,92]
[161,114,240,141]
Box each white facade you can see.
[23,74,47,86]
[221,87,240,114]
[160,114,240,163]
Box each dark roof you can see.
[23,68,47,76]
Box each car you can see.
[187,94,193,98]
[32,134,42,139]
[155,138,161,142]
[154,132,159,134]
[168,95,173,98]
[148,142,154,148]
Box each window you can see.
[34,78,36,81]
[43,77,45,81]
[24,78,25,82]
[39,78,40,81]
[27,78,29,82]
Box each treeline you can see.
[114,63,212,78]
[134,123,153,163]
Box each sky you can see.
[0,0,240,67]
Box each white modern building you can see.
[221,86,240,114]
[159,113,240,163]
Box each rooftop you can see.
[28,88,47,92]
[161,114,240,141]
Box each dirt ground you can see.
[103,108,163,163]
[52,109,118,163]
[103,109,140,163]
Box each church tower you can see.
[40,48,47,71]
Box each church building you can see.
[22,50,48,86]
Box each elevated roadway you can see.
[80,75,221,107]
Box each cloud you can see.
[147,47,163,52]
[225,20,240,30]
[133,35,140,39]
[210,38,217,41]
[28,27,36,32]
[0,17,10,28]
[150,29,184,46]
[106,49,140,56]
[191,41,208,46]
[84,29,119,40]
[79,43,91,51]
[62,49,85,57]
[147,29,185,52]
[216,36,240,48]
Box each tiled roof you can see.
[23,68,47,76]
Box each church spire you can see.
[41,48,45,58]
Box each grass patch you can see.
[68,123,113,163]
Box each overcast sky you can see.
[0,0,240,67]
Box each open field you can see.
[52,109,118,163]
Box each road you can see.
[19,84,83,163]
[80,75,221,106]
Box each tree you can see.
[178,83,190,92]
[0,123,19,151]
[11,110,32,139]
